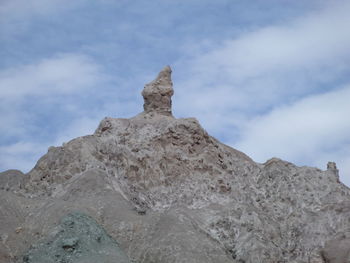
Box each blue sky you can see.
[1,0,350,186]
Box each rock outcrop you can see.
[22,212,130,263]
[142,65,174,116]
[1,67,350,263]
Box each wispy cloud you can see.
[172,0,350,184]
[0,54,103,99]
[176,0,350,116]
[193,2,350,78]
[0,141,48,172]
[234,86,350,185]
[0,53,108,172]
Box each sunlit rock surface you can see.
[1,67,350,263]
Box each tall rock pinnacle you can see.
[142,65,174,116]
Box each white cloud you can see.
[0,115,102,173]
[0,142,48,173]
[234,86,350,186]
[0,53,103,117]
[0,53,106,157]
[0,52,133,172]
[53,117,101,146]
[0,54,103,99]
[172,1,350,186]
[175,0,350,121]
[190,1,350,79]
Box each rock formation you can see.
[1,67,350,263]
[22,212,130,263]
[142,65,174,116]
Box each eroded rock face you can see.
[1,67,350,263]
[21,212,130,263]
[321,232,350,263]
[142,65,174,116]
[0,170,24,192]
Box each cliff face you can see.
[1,66,350,263]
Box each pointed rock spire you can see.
[142,66,174,116]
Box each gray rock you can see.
[1,66,350,263]
[20,212,130,263]
[0,170,24,192]
[142,65,174,116]
[321,232,350,263]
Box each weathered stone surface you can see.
[1,67,350,263]
[0,170,24,192]
[321,232,350,263]
[21,212,130,263]
[142,65,174,116]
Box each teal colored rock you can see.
[21,212,130,263]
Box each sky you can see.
[1,0,350,186]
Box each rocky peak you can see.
[1,67,350,263]
[327,161,337,171]
[327,161,339,181]
[141,65,174,116]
